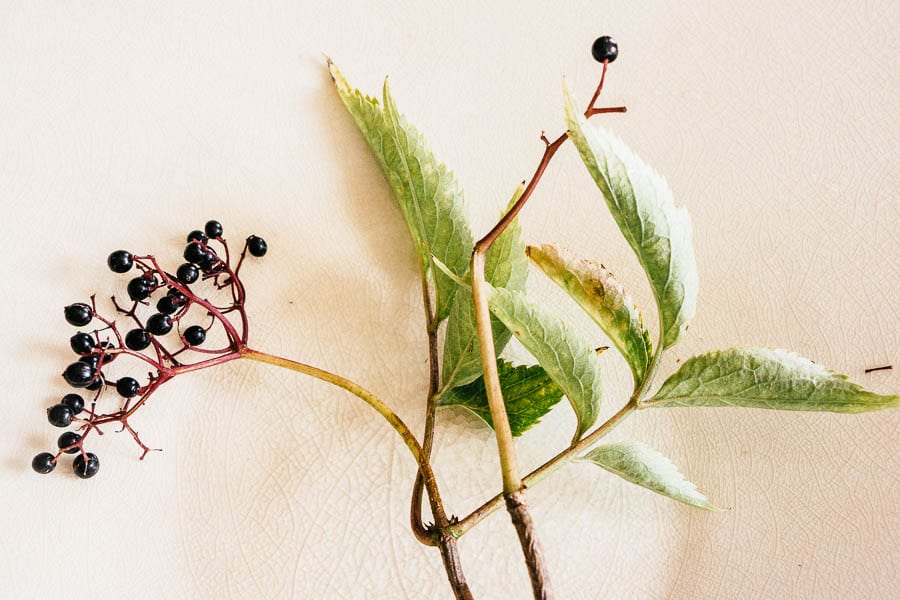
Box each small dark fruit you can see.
[32,452,57,474]
[125,328,151,351]
[177,263,200,284]
[156,295,182,315]
[107,250,134,273]
[591,35,618,63]
[247,235,268,257]
[127,277,151,301]
[187,230,208,244]
[183,325,207,346]
[73,453,100,479]
[204,220,223,238]
[61,393,85,415]
[47,404,74,428]
[183,242,207,264]
[57,431,82,454]
[64,303,93,327]
[147,313,173,336]
[70,332,96,354]
[63,361,95,388]
[116,376,141,398]
[85,375,105,391]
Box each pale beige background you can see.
[1,2,897,599]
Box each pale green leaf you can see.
[329,60,474,321]
[564,84,698,348]
[643,347,900,413]
[442,186,529,390]
[581,441,717,510]
[440,360,563,436]
[487,286,603,440]
[527,243,651,386]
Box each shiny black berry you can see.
[47,404,74,427]
[156,295,182,315]
[85,375,105,391]
[64,303,93,327]
[61,393,85,415]
[591,36,618,63]
[116,376,141,398]
[183,325,207,346]
[204,220,223,238]
[73,453,100,479]
[32,452,57,474]
[183,242,207,264]
[70,332,96,354]
[125,328,151,351]
[187,230,208,244]
[57,431,82,454]
[107,250,134,273]
[127,277,151,301]
[79,355,100,370]
[247,235,268,257]
[63,362,95,388]
[177,263,200,284]
[147,313,173,336]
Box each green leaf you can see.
[487,286,603,440]
[440,360,563,436]
[643,348,900,413]
[580,442,717,510]
[329,60,474,321]
[564,84,698,348]
[527,243,651,386]
[441,186,529,390]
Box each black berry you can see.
[183,325,207,346]
[177,263,200,284]
[32,452,56,474]
[57,432,82,454]
[127,277,151,301]
[70,332,96,354]
[47,404,74,427]
[85,375,105,391]
[183,242,207,264]
[61,393,85,415]
[64,303,93,327]
[591,36,618,63]
[107,250,134,273]
[187,230,208,244]
[116,376,141,398]
[79,354,100,370]
[204,220,223,238]
[63,361,95,388]
[147,313,173,336]
[247,235,268,257]
[156,295,182,315]
[125,328,151,351]
[73,453,100,479]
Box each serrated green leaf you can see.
[580,442,717,510]
[441,187,529,390]
[329,60,474,321]
[440,359,563,436]
[527,243,651,387]
[487,286,603,440]
[643,347,900,413]
[564,84,698,348]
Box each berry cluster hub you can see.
[33,221,267,478]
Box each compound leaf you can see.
[643,347,900,413]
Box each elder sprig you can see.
[33,220,268,478]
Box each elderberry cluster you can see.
[32,220,267,478]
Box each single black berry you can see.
[73,453,100,479]
[116,376,141,398]
[247,235,268,257]
[70,332,96,355]
[85,375,105,391]
[64,303,93,327]
[146,313,173,336]
[183,325,207,346]
[79,355,100,370]
[32,452,56,474]
[107,250,134,273]
[127,277,151,301]
[591,36,618,63]
[177,263,200,284]
[125,328,151,351]
[47,404,74,427]
[57,431,82,454]
[187,230,208,244]
[204,220,223,238]
[63,361,95,388]
[156,295,182,315]
[183,242,207,264]
[61,393,85,415]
